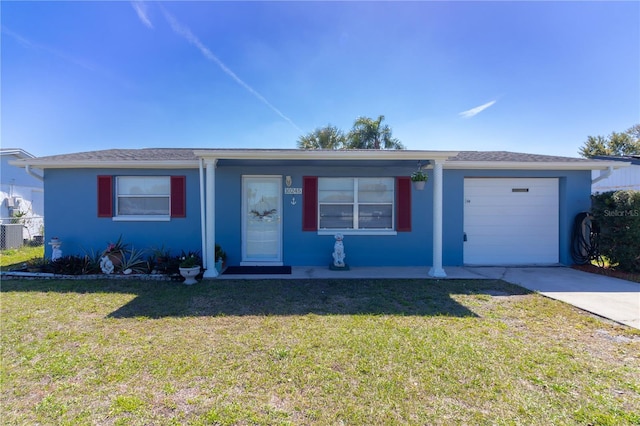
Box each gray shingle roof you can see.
[448,151,592,163]
[14,148,622,173]
[30,148,594,163]
[32,148,199,162]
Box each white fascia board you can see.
[8,159,200,169]
[1,149,35,159]
[444,161,632,171]
[193,149,459,162]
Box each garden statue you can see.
[332,233,346,268]
[49,237,62,261]
[100,256,115,274]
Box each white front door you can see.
[242,176,283,265]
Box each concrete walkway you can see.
[218,265,640,329]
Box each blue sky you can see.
[2,1,639,158]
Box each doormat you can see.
[223,266,292,275]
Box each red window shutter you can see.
[171,176,186,218]
[302,176,318,231]
[396,177,411,232]
[97,175,113,217]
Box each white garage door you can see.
[464,178,559,265]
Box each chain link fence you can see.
[0,215,44,249]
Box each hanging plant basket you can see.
[412,180,426,190]
[411,170,428,191]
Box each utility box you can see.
[1,224,24,250]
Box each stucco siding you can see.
[214,164,433,267]
[443,169,592,266]
[44,168,202,258]
[44,165,592,268]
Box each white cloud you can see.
[459,100,497,118]
[131,1,153,29]
[160,7,303,133]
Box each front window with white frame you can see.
[116,176,171,219]
[318,177,394,230]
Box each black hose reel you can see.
[570,212,603,266]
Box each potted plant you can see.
[179,252,201,285]
[411,169,428,190]
[215,244,227,273]
[103,235,128,268]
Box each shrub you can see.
[51,255,99,275]
[120,247,150,274]
[591,190,640,272]
[179,253,201,268]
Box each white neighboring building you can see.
[1,149,44,246]
[591,155,640,193]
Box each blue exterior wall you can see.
[442,169,592,266]
[214,164,433,267]
[44,168,202,258]
[45,164,592,267]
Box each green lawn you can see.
[1,278,639,425]
[0,245,44,270]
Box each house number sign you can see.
[284,188,302,195]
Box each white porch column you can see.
[203,159,218,278]
[429,159,446,278]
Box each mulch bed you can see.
[571,264,640,283]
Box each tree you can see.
[345,115,405,150]
[297,125,346,150]
[626,124,640,140]
[578,124,640,157]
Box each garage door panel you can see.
[466,230,557,242]
[464,178,559,265]
[468,205,556,217]
[466,232,556,244]
[465,248,557,265]
[465,214,557,229]
[468,191,558,200]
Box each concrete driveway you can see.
[464,266,640,329]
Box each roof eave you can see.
[194,149,460,161]
[1,149,35,159]
[9,159,201,169]
[444,161,632,171]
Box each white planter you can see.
[179,266,201,285]
[412,180,426,190]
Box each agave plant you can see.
[120,247,149,274]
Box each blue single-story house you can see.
[11,148,628,277]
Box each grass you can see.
[0,245,44,270]
[2,278,639,425]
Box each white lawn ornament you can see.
[332,233,346,267]
[49,237,62,261]
[51,246,62,262]
[100,256,115,274]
